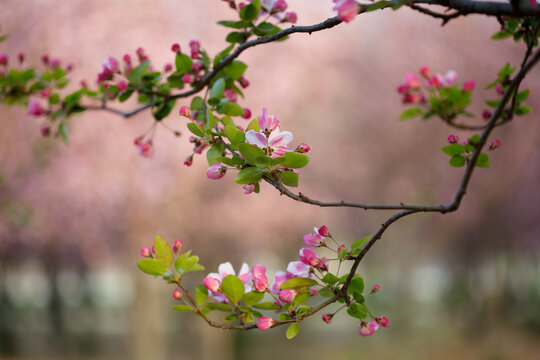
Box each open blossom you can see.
[443,70,458,86]
[299,248,319,266]
[333,0,358,23]
[252,264,268,292]
[358,320,379,336]
[258,108,279,134]
[303,233,324,247]
[287,260,310,277]
[256,316,274,330]
[207,163,227,179]
[447,134,459,144]
[245,126,293,158]
[102,56,119,74]
[270,271,289,294]
[202,276,221,292]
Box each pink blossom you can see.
[42,55,49,64]
[136,141,154,158]
[238,76,250,88]
[316,257,329,272]
[252,264,268,292]
[194,141,209,154]
[171,43,181,53]
[310,288,318,296]
[322,313,333,324]
[184,154,193,166]
[428,74,443,88]
[179,106,191,117]
[317,225,329,236]
[376,316,389,328]
[299,248,319,266]
[270,271,289,294]
[245,126,293,158]
[18,52,25,64]
[164,63,173,72]
[420,66,430,78]
[40,125,51,137]
[0,53,7,65]
[370,284,381,294]
[283,11,297,23]
[256,317,274,330]
[27,100,43,116]
[495,83,504,95]
[295,143,310,153]
[123,54,131,63]
[303,233,324,247]
[173,289,183,300]
[274,0,288,12]
[482,109,492,121]
[173,239,183,254]
[358,320,379,336]
[489,139,501,151]
[191,60,204,73]
[287,261,310,277]
[182,74,195,84]
[50,57,61,69]
[242,108,252,119]
[202,276,221,292]
[257,108,279,134]
[207,163,227,179]
[189,39,201,52]
[136,47,145,57]
[443,70,458,86]
[224,88,237,102]
[462,80,475,92]
[279,289,296,303]
[140,246,152,257]
[447,135,459,144]
[117,81,128,91]
[404,72,421,89]
[242,183,256,194]
[333,0,358,23]
[102,56,119,74]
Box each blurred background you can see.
[1,1,539,359]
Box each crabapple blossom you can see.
[224,88,237,102]
[0,53,7,65]
[370,284,381,294]
[202,276,221,292]
[242,108,252,119]
[303,233,324,247]
[182,74,194,84]
[270,271,289,294]
[462,80,475,91]
[333,0,358,23]
[283,11,297,23]
[140,246,152,257]
[376,316,389,328]
[420,66,430,78]
[184,154,193,166]
[482,109,492,120]
[238,76,250,88]
[171,43,181,53]
[287,260,310,277]
[489,139,501,151]
[173,289,183,300]
[317,225,329,237]
[102,56,119,74]
[278,289,296,303]
[117,81,128,91]
[256,316,274,330]
[207,163,227,179]
[245,111,294,158]
[299,248,319,266]
[295,143,310,153]
[27,100,43,116]
[242,183,256,194]
[173,239,183,254]
[358,320,379,336]
[204,262,252,302]
[252,264,268,292]
[447,135,459,144]
[179,105,190,117]
[443,70,458,86]
[322,313,333,324]
[40,125,51,137]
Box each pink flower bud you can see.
[489,139,501,151]
[358,320,379,336]
[316,257,329,272]
[80,80,88,88]
[333,0,358,23]
[189,40,201,52]
[140,246,152,257]
[102,56,119,74]
[191,60,203,73]
[443,70,458,86]
[375,316,389,328]
[252,264,266,279]
[317,225,329,236]
[66,63,73,72]
[295,143,310,153]
[495,83,504,95]
[274,0,288,12]
[179,105,191,118]
[18,52,25,64]
[0,53,8,66]
[184,154,194,166]
[256,316,274,330]
[41,55,50,64]
[337,244,347,254]
[50,57,61,69]
[117,81,128,91]
[420,66,430,78]
[428,74,442,88]
[242,108,252,119]
[171,43,181,53]
[322,313,333,324]
[283,11,297,23]
[370,284,381,294]
[224,88,237,102]
[173,289,183,300]
[447,135,459,144]
[173,239,183,254]
[136,47,145,57]
[136,141,154,158]
[190,50,199,59]
[299,248,319,266]
[303,233,324,247]
[27,100,43,116]
[202,276,221,292]
[182,74,194,84]
[164,63,173,72]
[238,76,250,88]
[462,80,475,92]
[404,72,421,89]
[482,109,492,120]
[254,276,268,292]
[123,54,131,63]
[40,125,51,137]
[279,289,296,303]
[242,183,256,194]
[206,163,227,180]
[41,89,51,98]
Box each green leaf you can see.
[224,61,247,80]
[224,313,239,321]
[485,99,500,108]
[351,236,370,249]
[226,32,247,43]
[174,250,192,272]
[516,89,530,103]
[286,323,300,340]
[213,44,235,68]
[235,167,264,185]
[280,278,318,290]
[515,105,531,116]
[476,153,490,168]
[346,304,367,319]
[172,305,192,312]
[491,30,512,40]
[154,236,173,268]
[195,285,209,305]
[338,247,347,260]
[253,302,280,310]
[254,156,272,169]
[347,276,364,295]
[118,90,133,102]
[278,170,298,187]
[137,259,166,276]
[449,155,466,167]
[242,291,264,305]
[187,122,205,137]
[321,273,339,285]
[238,143,266,165]
[221,275,245,305]
[182,255,199,271]
[153,99,176,121]
[183,264,205,273]
[217,20,252,29]
[292,292,310,306]
[175,53,193,74]
[246,118,260,132]
[207,146,223,166]
[318,285,335,298]
[167,72,185,87]
[209,78,226,105]
[58,122,69,145]
[190,96,204,110]
[399,107,423,120]
[442,144,466,156]
[224,125,245,145]
[219,101,244,116]
[253,22,281,37]
[240,0,260,21]
[282,152,309,169]
[206,302,232,312]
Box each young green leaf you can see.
[172,305,192,312]
[235,167,264,184]
[137,259,166,276]
[280,278,318,290]
[282,152,309,169]
[154,236,173,268]
[286,322,300,339]
[278,170,298,187]
[221,275,245,305]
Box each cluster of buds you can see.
[134,137,155,158]
[332,0,359,23]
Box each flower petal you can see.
[218,262,236,279]
[245,130,267,148]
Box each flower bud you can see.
[242,183,256,194]
[40,125,51,137]
[420,66,430,78]
[295,143,310,153]
[179,105,191,118]
[18,52,25,63]
[447,134,459,144]
[50,57,61,69]
[140,246,152,257]
[317,225,329,236]
[224,88,237,102]
[27,100,43,116]
[375,316,389,328]
[358,320,379,336]
[242,108,252,119]
[164,63,173,72]
[123,54,131,63]
[117,81,128,91]
[489,139,501,151]
[254,276,268,292]
[238,76,250,88]
[41,55,49,64]
[283,11,297,23]
[173,289,183,300]
[206,163,227,180]
[462,80,475,92]
[189,40,201,52]
[279,289,296,303]
[256,316,274,330]
[322,313,333,324]
[482,109,492,121]
[299,248,319,266]
[182,74,194,84]
[173,239,183,254]
[370,284,381,294]
[184,154,194,167]
[171,43,181,53]
[202,276,220,292]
